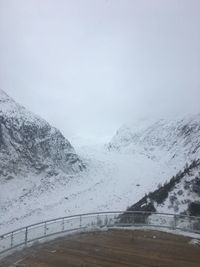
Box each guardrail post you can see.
[44,222,47,236]
[25,227,28,244]
[145,213,148,226]
[105,215,108,227]
[11,232,13,248]
[62,218,65,231]
[174,215,177,230]
[80,215,82,228]
[190,217,193,232]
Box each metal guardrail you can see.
[0,211,200,256]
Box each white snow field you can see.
[0,143,179,235]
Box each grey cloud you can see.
[0,0,200,145]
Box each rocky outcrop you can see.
[0,89,85,180]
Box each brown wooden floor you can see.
[1,229,200,267]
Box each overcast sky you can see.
[0,0,200,145]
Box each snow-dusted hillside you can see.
[126,160,200,216]
[108,116,200,168]
[108,117,200,216]
[0,89,85,180]
[107,117,200,218]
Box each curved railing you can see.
[0,211,200,256]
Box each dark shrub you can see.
[188,202,200,216]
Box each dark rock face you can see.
[0,89,85,180]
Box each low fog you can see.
[0,0,200,144]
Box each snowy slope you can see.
[108,116,200,168]
[126,160,200,216]
[0,89,85,180]
[0,144,177,234]
[109,117,200,216]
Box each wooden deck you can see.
[1,229,200,267]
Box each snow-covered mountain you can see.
[108,116,200,215]
[0,89,85,181]
[1,97,200,234]
[108,116,200,167]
